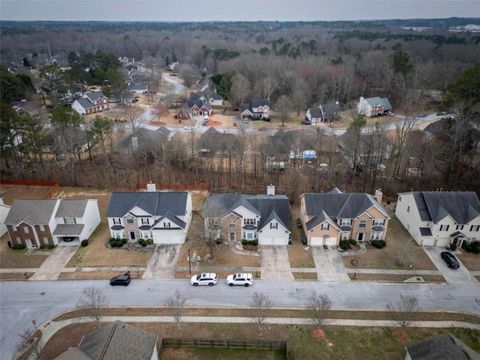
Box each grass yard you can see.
[457,251,480,271]
[349,273,445,283]
[343,217,436,270]
[58,270,144,280]
[0,234,49,268]
[39,321,480,360]
[177,213,261,268]
[293,272,318,280]
[0,184,53,204]
[160,347,285,360]
[288,205,315,268]
[0,272,34,280]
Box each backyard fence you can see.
[134,182,211,191]
[0,179,59,199]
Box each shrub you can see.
[146,239,153,245]
[121,238,128,245]
[47,244,56,249]
[81,239,89,247]
[138,239,147,247]
[241,239,248,245]
[39,244,47,249]
[339,240,351,250]
[465,241,480,254]
[371,240,386,249]
[252,239,258,246]
[12,243,26,250]
[349,239,357,246]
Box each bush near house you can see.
[138,239,147,247]
[371,240,386,249]
[339,240,352,250]
[463,241,480,254]
[109,238,127,248]
[81,239,89,247]
[242,239,258,246]
[12,244,26,250]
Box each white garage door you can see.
[258,234,289,246]
[152,231,185,244]
[421,238,435,246]
[325,237,337,246]
[310,237,324,246]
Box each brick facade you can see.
[7,222,53,248]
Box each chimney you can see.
[267,185,275,196]
[374,189,383,204]
[146,182,156,192]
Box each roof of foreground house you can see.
[303,188,389,231]
[5,200,58,225]
[410,191,480,225]
[202,193,290,231]
[364,97,392,111]
[406,333,478,360]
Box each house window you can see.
[164,222,171,228]
[373,219,385,226]
[43,237,48,245]
[246,232,254,240]
[24,226,29,234]
[398,196,402,202]
[228,223,236,228]
[340,219,351,226]
[455,224,464,231]
[470,225,480,232]
[321,223,329,231]
[359,221,367,228]
[244,219,255,225]
[407,206,410,212]
[113,218,121,225]
[270,222,278,229]
[439,225,449,231]
[114,232,121,239]
[126,219,134,224]
[341,232,349,240]
[141,218,149,225]
[210,218,220,225]
[39,225,45,232]
[372,232,382,240]
[64,217,76,225]
[15,237,21,244]
[12,226,17,232]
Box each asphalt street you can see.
[1,279,479,359]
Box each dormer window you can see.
[359,220,367,228]
[270,222,278,229]
[322,223,329,231]
[439,225,449,231]
[164,222,171,228]
[244,219,255,225]
[113,218,121,225]
[141,218,149,225]
[126,219,134,224]
[373,219,385,226]
[340,219,351,226]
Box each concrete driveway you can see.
[30,246,78,281]
[260,246,294,280]
[143,244,181,279]
[423,247,478,284]
[311,247,350,282]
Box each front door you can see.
[25,239,38,249]
[229,233,235,241]
[357,233,364,242]
[130,231,136,241]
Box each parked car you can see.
[191,273,218,286]
[296,218,302,228]
[110,271,131,286]
[301,118,311,125]
[301,235,308,246]
[184,126,194,131]
[440,251,460,269]
[226,273,253,287]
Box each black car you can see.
[110,271,131,286]
[296,218,303,228]
[440,252,460,269]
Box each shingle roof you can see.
[53,224,85,236]
[302,192,389,231]
[55,347,92,360]
[76,98,96,110]
[118,128,169,152]
[406,333,475,360]
[156,126,171,137]
[364,97,392,111]
[5,200,58,225]
[198,127,240,151]
[251,99,270,108]
[128,82,147,92]
[107,192,188,218]
[85,91,105,103]
[419,227,432,236]
[240,103,252,113]
[308,107,322,118]
[186,98,211,110]
[202,193,290,231]
[78,321,157,360]
[320,102,341,114]
[55,200,88,218]
[152,211,187,229]
[412,191,480,224]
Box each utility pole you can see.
[188,249,192,275]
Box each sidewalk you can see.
[29,246,78,281]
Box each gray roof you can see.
[308,107,322,118]
[303,192,388,231]
[107,191,188,218]
[186,98,211,110]
[152,211,187,229]
[118,128,170,152]
[53,224,85,236]
[240,103,252,113]
[78,321,157,360]
[76,97,96,110]
[202,193,290,231]
[364,97,392,111]
[55,348,92,360]
[412,191,480,224]
[5,200,58,225]
[320,103,341,114]
[55,200,88,218]
[85,91,105,103]
[156,126,171,137]
[198,127,240,151]
[128,82,147,92]
[406,333,477,360]
[251,99,270,108]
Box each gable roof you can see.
[5,200,58,225]
[251,99,270,108]
[320,103,341,114]
[303,191,388,228]
[186,98,211,110]
[308,107,322,118]
[84,91,105,103]
[118,128,169,152]
[107,191,188,218]
[406,333,476,360]
[128,82,147,92]
[156,126,171,137]
[364,97,392,111]
[240,103,253,113]
[75,98,97,110]
[198,127,240,151]
[55,200,89,218]
[202,193,290,231]
[152,211,186,229]
[78,321,157,360]
[411,191,480,224]
[55,347,92,360]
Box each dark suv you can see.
[440,252,460,269]
[110,271,131,286]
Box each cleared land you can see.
[39,321,480,360]
[343,217,436,270]
[0,184,53,204]
[457,251,480,271]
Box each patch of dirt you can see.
[0,272,34,280]
[392,329,411,343]
[311,329,326,338]
[207,120,223,127]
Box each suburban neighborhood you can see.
[0,4,479,360]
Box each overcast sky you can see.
[1,0,479,22]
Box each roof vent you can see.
[267,185,275,196]
[146,182,156,192]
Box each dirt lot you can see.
[0,185,53,204]
[177,213,261,268]
[457,251,480,271]
[0,272,34,280]
[343,217,436,270]
[39,322,479,360]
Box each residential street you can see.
[1,279,479,359]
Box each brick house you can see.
[71,91,109,115]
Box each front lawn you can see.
[457,251,480,271]
[343,217,436,270]
[0,234,48,269]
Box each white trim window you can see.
[455,224,464,231]
[228,223,236,228]
[39,225,45,232]
[64,217,76,225]
[321,223,329,231]
[126,218,134,224]
[244,219,256,225]
[373,219,385,226]
[439,224,449,231]
[113,218,122,225]
[245,231,255,240]
[24,226,29,234]
[141,218,150,225]
[372,232,382,240]
[164,222,171,228]
[340,219,351,226]
[358,220,367,228]
[470,225,480,232]
[341,232,349,240]
[270,222,278,230]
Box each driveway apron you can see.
[29,246,78,281]
[143,244,181,279]
[423,247,478,284]
[311,247,350,282]
[260,246,294,280]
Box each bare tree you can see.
[387,295,419,328]
[76,286,107,323]
[230,73,251,106]
[249,292,272,327]
[178,64,198,88]
[307,291,332,327]
[16,329,40,358]
[123,105,144,130]
[164,290,187,329]
[276,95,293,127]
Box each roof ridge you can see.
[337,193,351,217]
[99,322,118,360]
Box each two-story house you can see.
[395,191,480,248]
[240,99,270,120]
[106,185,192,244]
[305,102,341,124]
[357,96,392,117]
[4,199,101,248]
[71,91,109,115]
[202,185,290,245]
[176,98,212,120]
[300,187,390,246]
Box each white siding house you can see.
[0,197,11,237]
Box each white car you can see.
[190,273,218,286]
[226,273,253,287]
[184,126,194,131]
